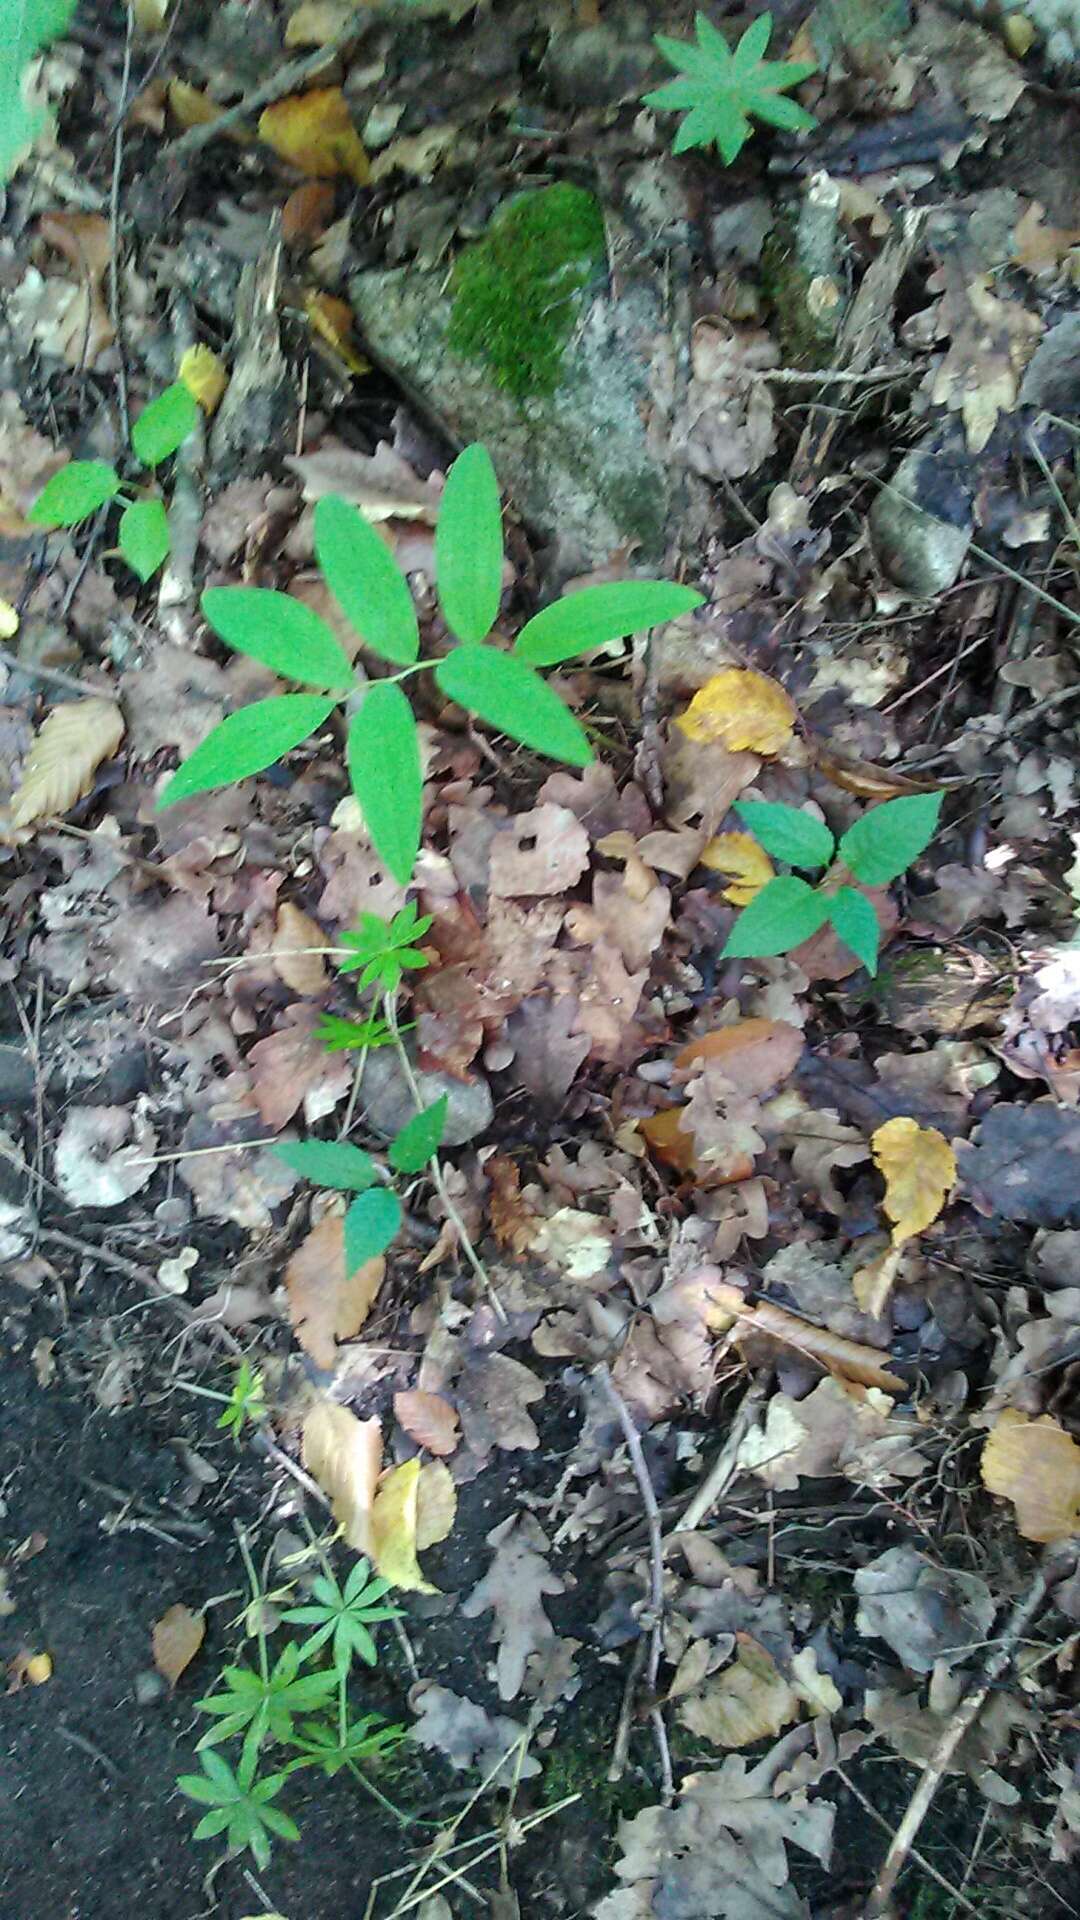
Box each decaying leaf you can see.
[790,1648,842,1718]
[151,1602,205,1686]
[54,1104,157,1209]
[462,1514,564,1701]
[394,1389,461,1457]
[677,1637,799,1749]
[259,88,370,183]
[853,1546,994,1674]
[700,830,775,904]
[371,1456,440,1594]
[676,1019,804,1096]
[284,1213,385,1370]
[871,1116,956,1245]
[707,1279,905,1393]
[865,1680,1032,1803]
[409,1683,541,1786]
[736,1376,927,1492]
[8,699,125,830]
[676,670,797,756]
[982,1409,1080,1543]
[272,901,328,996]
[302,1400,382,1555]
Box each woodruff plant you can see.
[643,11,817,165]
[154,443,703,882]
[28,381,199,580]
[721,790,943,976]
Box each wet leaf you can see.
[982,1410,1080,1543]
[676,668,797,755]
[259,87,371,183]
[871,1116,956,1246]
[9,698,124,829]
[152,1602,205,1686]
[302,1400,382,1555]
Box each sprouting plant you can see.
[643,12,817,165]
[177,1745,299,1872]
[281,1560,398,1674]
[194,1639,340,1755]
[217,1359,268,1442]
[28,381,199,581]
[721,791,943,976]
[337,904,433,994]
[152,443,702,885]
[314,1008,399,1053]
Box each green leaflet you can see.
[344,1187,403,1275]
[515,580,703,667]
[838,791,943,887]
[157,695,336,807]
[436,444,503,643]
[1,0,78,185]
[734,800,835,871]
[201,588,353,690]
[828,886,880,975]
[315,494,419,667]
[643,11,817,165]
[435,645,592,766]
[721,874,830,958]
[118,499,170,581]
[271,1141,378,1191]
[347,681,422,885]
[130,381,199,466]
[28,461,120,526]
[388,1097,448,1175]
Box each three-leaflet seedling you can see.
[29,382,199,581]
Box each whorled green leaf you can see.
[435,645,592,766]
[435,444,503,644]
[514,579,704,668]
[344,1187,402,1276]
[271,1140,378,1191]
[118,498,170,581]
[157,694,336,808]
[643,10,817,165]
[201,587,353,690]
[27,460,120,527]
[828,886,880,976]
[130,381,199,467]
[314,494,419,667]
[838,790,943,887]
[388,1096,448,1175]
[721,874,830,959]
[347,681,422,886]
[734,800,835,871]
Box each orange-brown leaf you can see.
[259,88,370,183]
[272,902,328,996]
[151,1602,205,1686]
[285,1213,385,1369]
[707,1280,905,1393]
[394,1389,461,1458]
[675,1017,803,1095]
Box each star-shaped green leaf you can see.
[643,11,817,165]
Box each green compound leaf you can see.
[347,680,422,886]
[1,0,78,186]
[388,1096,448,1175]
[436,444,503,644]
[515,580,704,668]
[28,460,121,527]
[721,874,830,959]
[157,694,335,808]
[435,645,592,766]
[344,1187,402,1276]
[734,800,835,872]
[643,10,817,165]
[118,498,170,581]
[130,381,199,467]
[828,886,880,976]
[201,587,353,690]
[271,1140,378,1192]
[315,494,419,667]
[838,790,943,887]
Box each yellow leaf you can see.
[9,699,124,830]
[676,668,797,756]
[259,88,371,184]
[0,599,18,639]
[415,1460,456,1552]
[790,1645,843,1716]
[676,1637,798,1748]
[700,830,775,904]
[982,1410,1080,1543]
[25,1651,52,1685]
[371,1458,438,1594]
[870,1116,956,1246]
[302,1401,382,1555]
[302,291,371,376]
[131,0,169,29]
[179,344,227,415]
[285,0,357,44]
[151,1602,205,1686]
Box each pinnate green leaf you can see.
[347,681,422,885]
[722,874,830,958]
[389,1097,448,1174]
[436,444,503,643]
[344,1187,402,1275]
[118,498,170,581]
[272,1140,378,1191]
[515,579,703,667]
[28,461,120,527]
[201,587,353,690]
[315,494,419,666]
[734,800,835,871]
[157,694,335,807]
[130,382,199,466]
[435,645,592,766]
[827,886,880,976]
[838,791,943,886]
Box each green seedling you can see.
[28,381,199,581]
[282,1560,398,1675]
[177,1746,299,1872]
[195,1639,340,1756]
[338,904,433,994]
[217,1359,268,1442]
[644,11,817,164]
[721,790,944,976]
[153,443,702,886]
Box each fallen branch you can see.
[597,1363,674,1803]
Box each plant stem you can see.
[236,1525,269,1686]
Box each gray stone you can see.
[134,1671,167,1706]
[544,25,658,106]
[360,1048,493,1147]
[869,437,973,597]
[350,268,674,577]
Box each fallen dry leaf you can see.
[700,830,775,904]
[302,291,370,376]
[677,1637,799,1749]
[462,1514,564,1702]
[37,213,115,369]
[151,1602,205,1686]
[54,1105,157,1208]
[371,1457,437,1595]
[9,699,124,831]
[676,1019,804,1096]
[259,88,370,183]
[676,669,797,756]
[285,0,357,43]
[871,1117,956,1246]
[708,1279,905,1393]
[394,1389,461,1457]
[272,901,328,996]
[416,1460,457,1552]
[982,1409,1080,1543]
[302,1400,382,1555]
[6,1649,52,1692]
[285,1213,385,1370]
[409,1683,541,1785]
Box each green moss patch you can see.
[448,183,607,400]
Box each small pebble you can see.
[134,1671,167,1706]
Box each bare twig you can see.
[669,1373,770,1538]
[165,8,367,163]
[107,3,135,444]
[0,647,113,700]
[37,1226,242,1354]
[833,1768,978,1917]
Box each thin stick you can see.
[107,3,135,444]
[166,9,366,162]
[0,647,114,700]
[670,1374,770,1537]
[37,1226,243,1354]
[863,1552,1066,1916]
[833,1768,978,1917]
[596,1364,673,1803]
